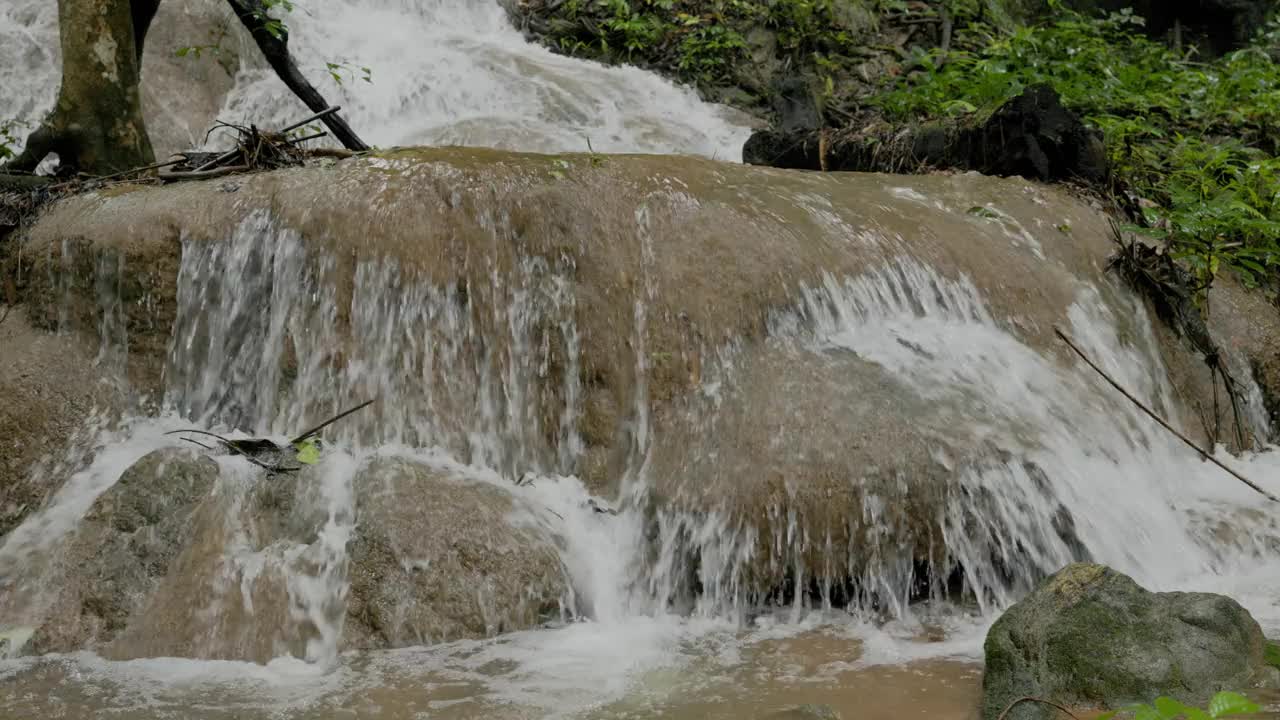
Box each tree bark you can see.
[225,0,370,151]
[6,0,156,174]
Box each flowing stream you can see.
[3,2,1280,719]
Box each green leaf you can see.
[1155,697,1190,720]
[1136,703,1164,720]
[1208,692,1258,718]
[1184,707,1213,720]
[293,438,321,465]
[176,46,190,57]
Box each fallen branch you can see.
[996,696,1084,720]
[163,428,300,472]
[224,0,370,152]
[290,398,376,445]
[158,164,251,182]
[1054,326,1278,503]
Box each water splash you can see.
[214,0,752,158]
[165,211,584,480]
[637,258,1280,623]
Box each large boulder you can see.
[17,149,1266,614]
[342,456,569,649]
[983,563,1273,720]
[26,448,218,654]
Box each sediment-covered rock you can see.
[0,308,127,537]
[13,149,1267,613]
[342,456,568,648]
[27,448,218,654]
[983,563,1273,720]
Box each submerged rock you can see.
[983,563,1273,720]
[27,448,217,654]
[343,457,569,649]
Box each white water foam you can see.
[215,0,752,158]
[1,0,752,161]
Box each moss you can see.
[1266,641,1280,670]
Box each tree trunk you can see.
[6,0,155,175]
[225,0,370,152]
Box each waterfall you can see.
[4,2,1280,717]
[214,0,752,156]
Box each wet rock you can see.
[20,150,1251,610]
[0,308,127,538]
[983,563,1272,720]
[343,457,569,649]
[27,448,218,654]
[650,345,1090,608]
[1203,275,1280,444]
[745,85,1107,184]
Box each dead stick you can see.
[180,437,214,451]
[193,148,242,173]
[159,165,251,181]
[280,106,341,135]
[290,399,376,445]
[164,428,298,472]
[1054,326,1278,502]
[996,697,1083,720]
[286,131,328,145]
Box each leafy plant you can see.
[872,6,1280,289]
[324,60,372,86]
[0,119,26,161]
[1097,691,1260,720]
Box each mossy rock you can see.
[983,563,1272,720]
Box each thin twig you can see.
[289,398,376,445]
[193,148,242,173]
[158,165,251,181]
[1054,326,1278,502]
[164,428,299,472]
[94,157,184,182]
[286,131,328,145]
[996,696,1084,720]
[280,106,341,135]
[180,437,214,450]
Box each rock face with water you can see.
[982,563,1272,720]
[343,457,568,648]
[0,309,126,537]
[28,448,218,654]
[12,149,1273,627]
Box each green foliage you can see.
[1266,641,1280,670]
[0,119,26,161]
[325,61,372,86]
[1097,691,1260,720]
[872,7,1280,288]
[545,0,898,87]
[255,0,296,40]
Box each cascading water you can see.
[5,2,1280,719]
[214,0,752,156]
[0,0,751,159]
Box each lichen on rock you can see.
[982,563,1274,720]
